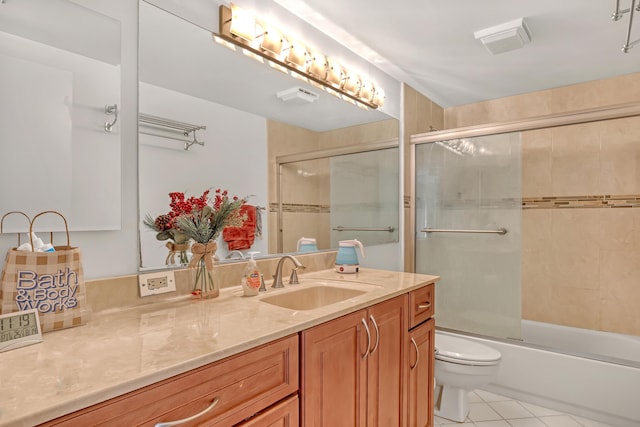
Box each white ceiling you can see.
[277,0,640,107]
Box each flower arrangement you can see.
[143,191,210,265]
[174,188,247,298]
[144,190,210,243]
[174,189,246,244]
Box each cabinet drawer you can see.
[235,395,299,426]
[408,284,434,329]
[42,335,298,427]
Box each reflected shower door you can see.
[279,157,331,253]
[278,146,399,253]
[414,133,522,340]
[329,148,399,247]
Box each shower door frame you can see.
[406,100,640,273]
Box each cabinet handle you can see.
[410,338,419,370]
[369,314,380,354]
[418,302,431,310]
[155,397,221,427]
[361,318,371,359]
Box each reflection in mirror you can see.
[0,0,121,231]
[278,143,399,253]
[138,1,399,270]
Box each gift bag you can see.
[0,211,90,332]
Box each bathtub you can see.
[438,323,640,427]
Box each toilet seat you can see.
[435,333,501,366]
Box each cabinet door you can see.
[406,318,435,427]
[235,395,299,427]
[300,310,367,427]
[366,295,407,427]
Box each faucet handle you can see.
[289,268,300,285]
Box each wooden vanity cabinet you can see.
[38,281,436,427]
[406,284,435,427]
[300,295,407,427]
[40,335,298,427]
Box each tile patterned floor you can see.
[434,390,614,427]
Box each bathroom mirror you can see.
[138,1,399,269]
[0,0,121,231]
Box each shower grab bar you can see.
[333,226,395,232]
[421,227,508,235]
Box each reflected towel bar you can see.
[333,226,395,232]
[139,113,206,151]
[421,227,508,235]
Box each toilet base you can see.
[434,383,470,422]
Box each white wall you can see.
[0,0,138,279]
[0,5,121,232]
[139,83,268,267]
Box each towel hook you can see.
[104,104,118,132]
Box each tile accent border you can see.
[523,194,640,209]
[269,202,330,213]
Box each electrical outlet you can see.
[138,271,176,297]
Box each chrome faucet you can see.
[272,255,305,288]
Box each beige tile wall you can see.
[86,251,338,313]
[445,72,640,335]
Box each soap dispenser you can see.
[242,251,262,296]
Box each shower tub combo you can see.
[438,321,640,427]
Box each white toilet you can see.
[434,332,502,422]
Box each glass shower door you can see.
[414,133,522,340]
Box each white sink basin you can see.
[260,285,367,311]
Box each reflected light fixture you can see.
[219,3,384,109]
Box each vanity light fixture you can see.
[325,58,344,88]
[219,3,385,109]
[359,80,375,102]
[259,25,284,56]
[373,87,385,107]
[284,38,309,70]
[228,3,256,42]
[307,51,327,79]
[342,70,362,96]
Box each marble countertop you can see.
[0,268,438,427]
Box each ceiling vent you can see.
[276,87,320,104]
[474,18,531,55]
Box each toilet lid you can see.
[435,333,501,366]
